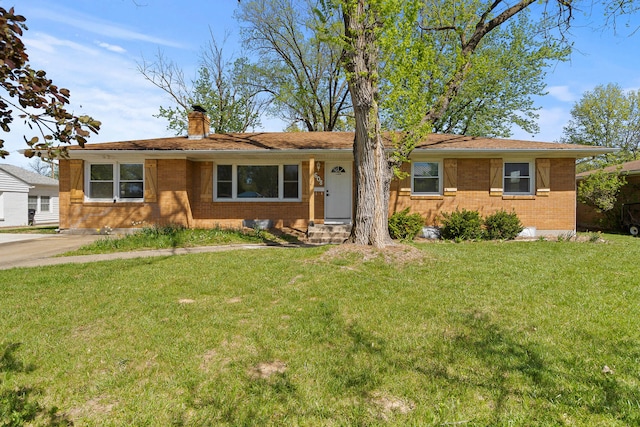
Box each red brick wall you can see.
[188,161,312,229]
[390,158,577,232]
[60,159,316,231]
[60,159,194,230]
[60,157,578,233]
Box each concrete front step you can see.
[307,224,352,244]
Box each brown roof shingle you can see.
[577,159,640,177]
[69,132,612,156]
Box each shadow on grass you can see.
[66,225,315,257]
[1,342,73,426]
[416,311,640,424]
[450,312,550,424]
[150,298,640,425]
[175,301,390,425]
[554,335,640,424]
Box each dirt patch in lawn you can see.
[248,360,287,379]
[314,243,430,267]
[67,396,116,420]
[368,392,415,420]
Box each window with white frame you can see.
[215,164,300,200]
[87,163,144,201]
[283,165,299,198]
[412,162,441,194]
[40,196,50,212]
[503,162,533,194]
[28,196,37,211]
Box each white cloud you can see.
[547,86,576,103]
[23,33,99,57]
[2,29,176,169]
[24,31,156,90]
[97,42,127,54]
[27,8,185,49]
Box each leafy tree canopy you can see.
[236,0,352,131]
[139,35,268,134]
[381,10,569,138]
[0,7,100,159]
[578,167,627,212]
[561,83,640,170]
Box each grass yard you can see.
[1,235,640,426]
[62,225,294,256]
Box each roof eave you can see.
[68,148,350,156]
[412,147,616,158]
[68,147,615,159]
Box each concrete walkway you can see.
[0,233,270,270]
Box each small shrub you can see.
[588,231,603,243]
[388,208,424,241]
[439,209,484,241]
[556,231,576,242]
[484,210,523,240]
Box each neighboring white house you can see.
[0,164,59,227]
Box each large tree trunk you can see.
[342,0,393,247]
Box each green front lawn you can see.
[1,236,639,426]
[62,225,293,256]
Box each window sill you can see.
[214,199,302,203]
[502,195,535,200]
[410,195,444,200]
[83,200,145,206]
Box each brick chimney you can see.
[187,107,210,140]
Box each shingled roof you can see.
[577,159,640,178]
[0,164,58,186]
[68,132,613,158]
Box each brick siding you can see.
[60,157,578,233]
[390,158,577,232]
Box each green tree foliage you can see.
[237,0,352,131]
[578,168,627,212]
[378,1,573,156]
[561,83,640,170]
[240,0,566,137]
[0,7,100,159]
[403,12,569,138]
[139,35,268,134]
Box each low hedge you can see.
[439,209,523,241]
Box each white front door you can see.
[325,162,352,223]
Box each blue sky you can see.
[2,0,640,169]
